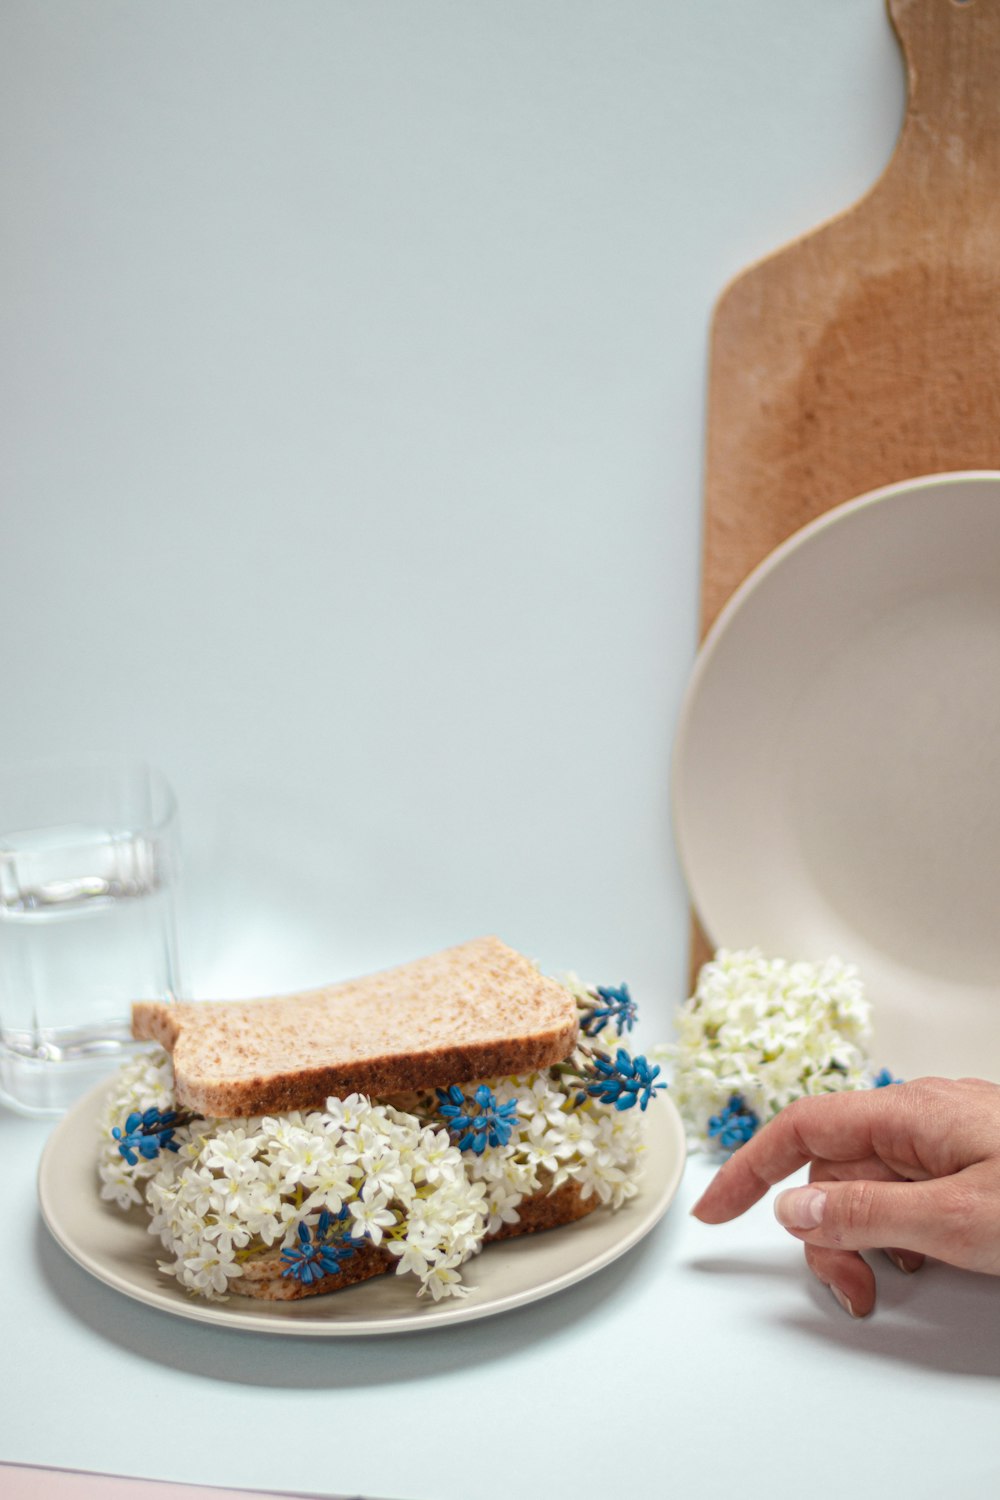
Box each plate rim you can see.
[38,1075,687,1337]
[673,467,1000,949]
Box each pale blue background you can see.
[0,0,902,1021]
[10,7,995,1500]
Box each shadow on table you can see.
[36,1206,680,1389]
[689,1250,1000,1378]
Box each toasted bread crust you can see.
[228,1180,596,1300]
[485,1179,595,1240]
[166,1033,578,1119]
[133,937,579,1117]
[232,1240,395,1301]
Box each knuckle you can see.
[784,1093,828,1146]
[833,1180,881,1238]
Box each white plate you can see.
[673,470,1000,1082]
[38,1079,686,1336]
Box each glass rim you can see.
[0,756,178,836]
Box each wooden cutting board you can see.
[689,0,1000,979]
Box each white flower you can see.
[321,1094,371,1135]
[202,1209,253,1256]
[213,1168,268,1219]
[171,1165,218,1220]
[182,1247,243,1297]
[98,1159,145,1211]
[386,1237,432,1279]
[413,1128,462,1187]
[482,1180,522,1235]
[300,1154,361,1215]
[348,1188,398,1245]
[418,1260,470,1301]
[269,1126,334,1188]
[357,1145,406,1199]
[203,1129,260,1177]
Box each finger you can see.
[691,1088,924,1223]
[885,1247,925,1274]
[806,1159,921,1300]
[808,1154,907,1187]
[804,1242,874,1318]
[772,1174,983,1267]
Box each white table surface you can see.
[4,2,1000,1495]
[6,1095,1000,1500]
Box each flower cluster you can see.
[100,1057,487,1302]
[280,1209,355,1285]
[414,1066,647,1234]
[561,974,638,1041]
[707,1094,759,1151]
[436,1084,519,1153]
[113,1106,191,1165]
[408,975,663,1233]
[581,1047,665,1112]
[558,973,665,1111]
[98,1049,190,1210]
[413,1051,654,1235]
[579,984,638,1039]
[659,949,875,1153]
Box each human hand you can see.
[690,1077,1000,1317]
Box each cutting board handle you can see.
[886,0,1000,190]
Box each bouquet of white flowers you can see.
[658,949,883,1153]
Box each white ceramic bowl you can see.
[673,471,1000,1081]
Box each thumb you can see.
[773,1176,983,1269]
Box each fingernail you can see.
[774,1186,826,1229]
[886,1250,919,1274]
[831,1285,857,1318]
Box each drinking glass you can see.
[0,758,181,1115]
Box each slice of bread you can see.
[230,1181,595,1301]
[132,936,579,1117]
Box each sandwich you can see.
[98,935,664,1303]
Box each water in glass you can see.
[0,820,179,1113]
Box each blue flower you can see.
[872,1067,903,1087]
[436,1083,519,1153]
[707,1094,759,1151]
[580,983,638,1038]
[280,1209,355,1285]
[583,1048,665,1111]
[112,1106,185,1166]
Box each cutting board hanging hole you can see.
[700,0,1000,639]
